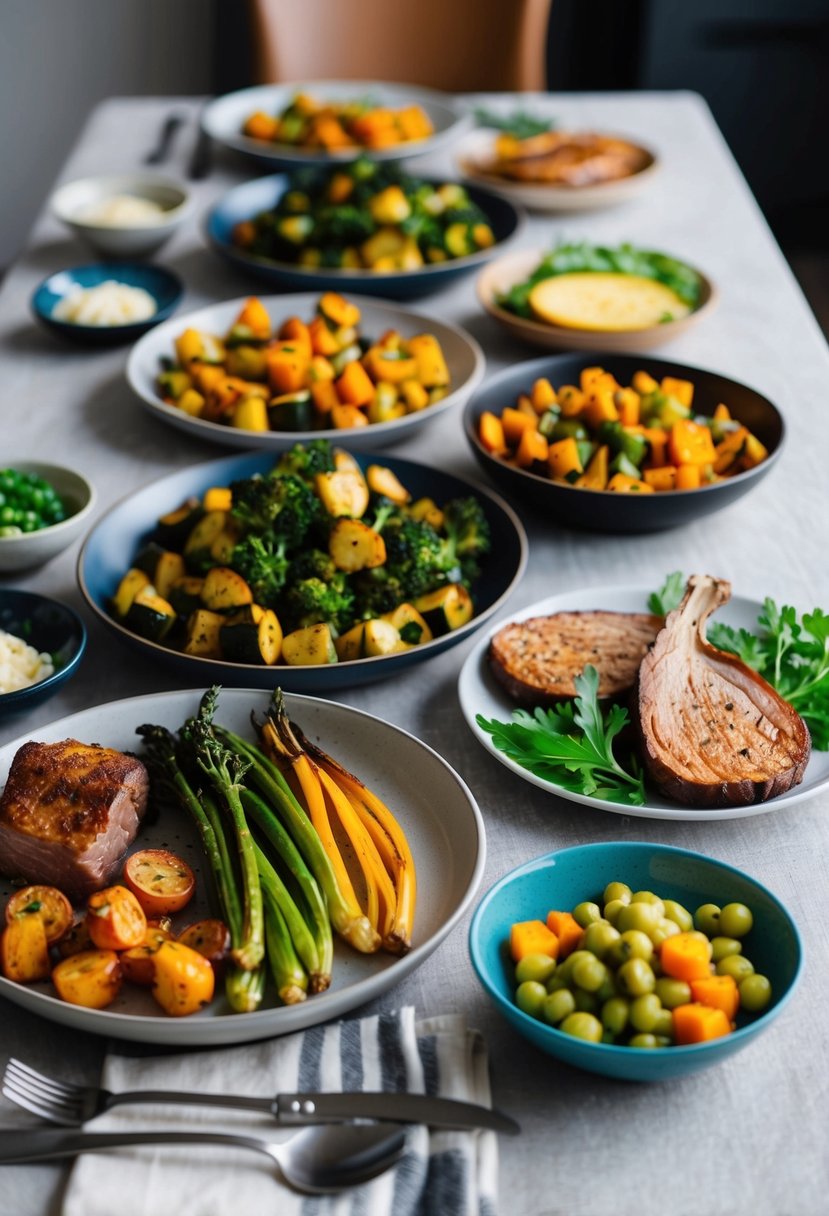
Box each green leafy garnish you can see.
[474,107,555,140]
[647,571,685,616]
[476,666,645,806]
[496,241,702,319]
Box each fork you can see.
[3,1057,284,1126]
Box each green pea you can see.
[607,929,653,968]
[559,1012,603,1043]
[581,921,621,959]
[739,973,772,1013]
[628,1033,659,1049]
[629,993,663,1032]
[573,901,602,929]
[542,988,576,1025]
[616,957,656,997]
[694,903,721,936]
[601,996,630,1035]
[662,899,693,931]
[710,936,742,963]
[603,881,632,906]
[716,955,754,981]
[572,953,608,992]
[603,898,627,926]
[653,1009,674,1038]
[654,977,692,1009]
[515,953,557,985]
[631,891,666,918]
[615,902,660,935]
[515,980,547,1018]
[718,902,753,939]
[574,988,599,1014]
[595,976,617,1004]
[651,917,681,947]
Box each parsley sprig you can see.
[476,666,645,806]
[474,107,555,140]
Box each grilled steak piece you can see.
[489,611,663,704]
[0,740,149,900]
[636,575,811,808]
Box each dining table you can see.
[1,90,828,1216]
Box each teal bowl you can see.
[469,842,802,1082]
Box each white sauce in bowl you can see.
[53,280,157,327]
[75,193,166,226]
[0,628,54,693]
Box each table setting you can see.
[1,85,828,1216]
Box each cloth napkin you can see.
[62,1006,499,1216]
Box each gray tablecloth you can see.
[1,92,827,1216]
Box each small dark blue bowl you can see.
[206,174,524,299]
[0,590,87,715]
[31,263,183,346]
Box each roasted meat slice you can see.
[0,739,149,899]
[488,611,663,704]
[636,576,811,808]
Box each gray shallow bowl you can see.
[0,462,96,572]
[463,353,784,533]
[51,173,192,259]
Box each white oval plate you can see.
[457,129,660,213]
[202,80,468,168]
[458,584,828,822]
[0,688,485,1045]
[126,292,484,452]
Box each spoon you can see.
[0,1121,409,1194]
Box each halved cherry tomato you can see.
[123,849,196,917]
[86,885,147,951]
[5,885,73,944]
[151,940,215,1016]
[178,918,231,969]
[121,926,175,987]
[52,949,122,1009]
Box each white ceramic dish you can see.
[477,248,717,353]
[126,293,485,451]
[0,461,96,573]
[457,128,659,213]
[0,687,485,1045]
[202,80,468,167]
[458,584,828,822]
[51,173,192,258]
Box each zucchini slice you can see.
[124,585,177,642]
[220,608,283,665]
[112,568,151,619]
[413,584,474,635]
[200,567,254,613]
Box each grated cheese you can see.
[0,628,55,694]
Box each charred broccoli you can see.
[275,439,336,483]
[230,535,290,608]
[281,575,355,634]
[441,497,491,585]
[229,472,319,549]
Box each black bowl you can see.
[463,352,785,533]
[0,590,87,715]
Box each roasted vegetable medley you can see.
[242,91,434,150]
[232,157,497,272]
[158,293,452,434]
[510,881,772,1048]
[478,367,769,493]
[110,440,490,666]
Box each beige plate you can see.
[477,248,718,353]
[457,129,660,214]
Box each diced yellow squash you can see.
[184,609,225,657]
[407,333,450,387]
[661,376,694,408]
[334,622,367,662]
[314,470,370,518]
[548,437,584,480]
[366,464,410,504]
[281,623,338,666]
[575,445,609,490]
[231,395,270,431]
[606,473,654,493]
[202,486,233,513]
[200,567,254,612]
[177,388,206,417]
[362,619,401,656]
[381,603,433,648]
[329,518,387,572]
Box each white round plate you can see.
[0,688,485,1044]
[127,292,484,452]
[457,129,660,213]
[458,584,828,822]
[202,80,468,167]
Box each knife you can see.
[272,1091,519,1133]
[143,112,186,165]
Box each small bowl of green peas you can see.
[0,462,96,573]
[469,842,803,1082]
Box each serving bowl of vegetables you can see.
[127,291,484,451]
[469,842,802,1082]
[0,462,96,571]
[477,244,716,351]
[206,159,523,299]
[0,589,87,716]
[202,80,468,168]
[463,353,784,532]
[77,443,527,692]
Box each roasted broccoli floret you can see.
[287,547,339,584]
[281,576,355,634]
[230,535,290,608]
[441,496,491,585]
[275,439,336,483]
[229,472,318,549]
[379,513,450,600]
[350,567,408,620]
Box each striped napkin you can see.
[62,1006,499,1216]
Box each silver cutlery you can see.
[0,1122,408,1193]
[3,1057,519,1134]
[143,112,186,165]
[188,122,213,179]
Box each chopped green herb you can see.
[474,107,555,140]
[647,571,685,616]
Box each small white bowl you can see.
[0,462,96,573]
[51,174,192,258]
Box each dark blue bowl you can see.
[78,449,527,692]
[0,590,87,715]
[206,174,524,299]
[31,263,183,346]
